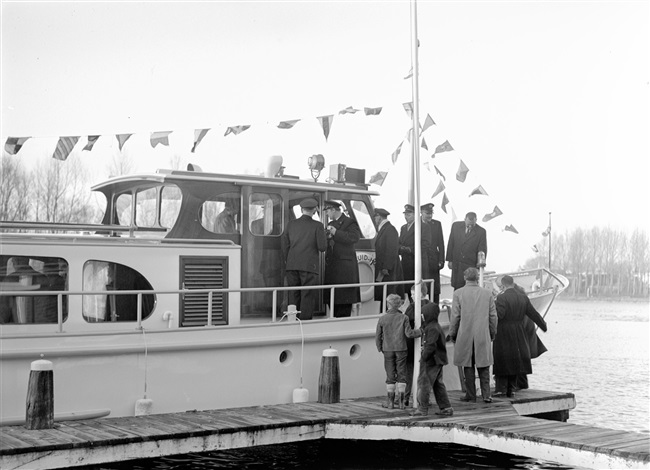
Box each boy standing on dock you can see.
[410,301,454,416]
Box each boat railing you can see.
[0,279,436,332]
[0,221,167,237]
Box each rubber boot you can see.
[382,384,396,409]
[397,382,407,410]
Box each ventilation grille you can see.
[181,257,228,327]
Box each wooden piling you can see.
[26,359,54,430]
[318,348,340,404]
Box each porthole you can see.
[279,349,294,366]
[349,343,361,360]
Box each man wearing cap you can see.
[281,198,328,320]
[398,204,431,300]
[323,200,361,317]
[372,208,403,306]
[420,203,445,304]
[446,211,487,289]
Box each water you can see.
[80,299,649,469]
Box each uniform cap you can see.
[403,204,415,213]
[420,203,434,213]
[299,198,318,209]
[374,208,390,217]
[324,200,341,210]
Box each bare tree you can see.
[0,157,31,220]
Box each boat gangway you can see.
[1,389,648,470]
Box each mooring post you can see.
[318,348,340,404]
[26,359,54,429]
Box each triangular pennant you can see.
[432,180,445,199]
[504,224,519,234]
[482,206,503,222]
[406,128,413,143]
[434,140,454,155]
[434,165,446,182]
[150,131,172,148]
[369,171,388,186]
[422,114,436,132]
[469,185,488,197]
[224,125,251,136]
[4,136,30,155]
[421,137,428,151]
[423,161,430,172]
[277,119,300,129]
[52,136,79,161]
[391,142,403,164]
[191,128,210,153]
[451,207,458,222]
[317,115,334,141]
[83,135,99,151]
[441,193,450,214]
[338,106,359,115]
[116,134,132,151]
[364,107,382,116]
[456,160,469,182]
[403,102,413,119]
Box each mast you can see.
[548,211,552,270]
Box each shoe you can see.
[459,396,476,402]
[410,409,428,417]
[483,397,493,403]
[435,408,454,416]
[506,392,515,398]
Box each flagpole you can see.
[548,212,552,270]
[409,0,423,409]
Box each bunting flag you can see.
[150,131,172,148]
[504,224,519,234]
[191,128,210,153]
[391,142,403,164]
[434,165,446,182]
[369,171,387,186]
[469,185,488,197]
[404,67,413,79]
[4,136,30,155]
[317,115,333,141]
[422,114,436,132]
[482,206,503,222]
[116,134,132,151]
[431,180,445,199]
[532,244,539,253]
[451,207,458,223]
[433,140,454,155]
[406,128,413,143]
[224,125,251,137]
[338,106,359,115]
[423,161,430,172]
[542,226,551,237]
[456,159,469,182]
[277,119,300,129]
[364,107,382,116]
[441,192,449,214]
[52,136,79,161]
[83,135,99,151]
[403,102,413,119]
[421,138,428,150]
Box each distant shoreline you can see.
[557,295,649,303]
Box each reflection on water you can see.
[80,299,648,470]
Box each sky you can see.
[1,1,649,273]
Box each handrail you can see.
[0,221,167,233]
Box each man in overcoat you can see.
[281,198,328,320]
[448,267,497,403]
[373,208,403,305]
[493,275,548,397]
[323,200,361,317]
[420,203,445,303]
[446,212,487,289]
[398,204,431,299]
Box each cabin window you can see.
[82,260,155,322]
[0,256,68,324]
[200,192,241,234]
[350,200,376,239]
[115,193,133,226]
[135,187,157,227]
[249,193,282,236]
[160,185,182,228]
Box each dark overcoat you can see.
[281,214,327,273]
[493,287,548,376]
[398,221,431,283]
[373,221,404,301]
[324,214,361,305]
[423,219,445,295]
[446,221,487,289]
[421,303,448,366]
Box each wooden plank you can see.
[0,431,34,450]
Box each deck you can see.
[1,389,648,470]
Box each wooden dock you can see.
[1,389,648,470]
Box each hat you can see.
[403,204,415,213]
[324,200,341,210]
[420,203,434,213]
[374,208,390,217]
[299,198,318,209]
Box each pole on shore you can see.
[318,348,340,404]
[26,359,54,430]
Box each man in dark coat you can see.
[323,200,361,317]
[446,212,487,289]
[493,275,548,397]
[398,204,431,299]
[281,198,327,320]
[373,208,403,305]
[420,203,445,304]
